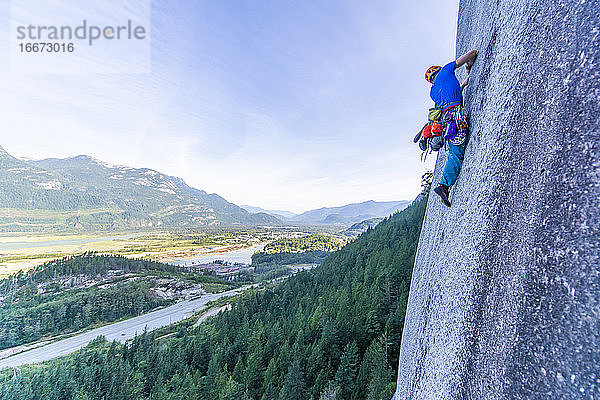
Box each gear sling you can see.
[413,101,468,162]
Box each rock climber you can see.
[424,49,478,207]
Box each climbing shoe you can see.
[434,185,451,207]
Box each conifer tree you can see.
[261,380,276,400]
[279,359,306,400]
[334,342,358,399]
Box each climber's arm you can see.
[456,50,478,73]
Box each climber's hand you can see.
[465,50,477,74]
[457,50,478,73]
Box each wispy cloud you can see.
[0,0,458,212]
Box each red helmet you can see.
[425,66,441,83]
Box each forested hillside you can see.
[261,234,343,254]
[0,196,426,400]
[251,234,344,272]
[0,255,236,349]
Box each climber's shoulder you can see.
[441,61,457,75]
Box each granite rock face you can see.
[393,0,599,399]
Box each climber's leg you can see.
[440,141,466,187]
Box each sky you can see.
[0,0,459,213]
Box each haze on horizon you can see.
[0,0,458,214]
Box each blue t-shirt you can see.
[430,61,462,107]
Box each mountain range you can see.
[0,146,279,231]
[240,205,297,220]
[289,200,410,225]
[0,145,410,231]
[342,217,385,237]
[243,200,410,225]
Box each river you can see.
[167,244,265,266]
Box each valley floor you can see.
[0,228,303,277]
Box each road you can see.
[192,304,232,328]
[0,286,249,369]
